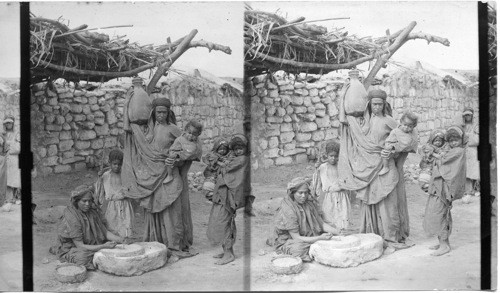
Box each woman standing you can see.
[49,185,125,270]
[461,107,480,197]
[121,96,197,257]
[338,89,414,250]
[4,116,20,206]
[267,177,339,262]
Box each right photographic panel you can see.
[244,1,489,290]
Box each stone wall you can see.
[248,71,478,169]
[31,78,244,176]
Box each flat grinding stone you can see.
[100,244,145,257]
[93,242,168,276]
[309,233,383,268]
[54,263,87,283]
[270,255,303,275]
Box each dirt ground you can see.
[0,153,494,291]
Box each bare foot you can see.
[213,253,224,259]
[429,244,440,250]
[431,244,451,256]
[215,253,235,265]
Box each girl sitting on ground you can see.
[95,149,134,238]
[418,129,447,190]
[422,125,467,256]
[311,139,351,231]
[202,137,231,201]
[207,134,251,265]
[380,111,419,175]
[164,119,203,183]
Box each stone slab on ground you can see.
[93,242,168,276]
[309,233,383,268]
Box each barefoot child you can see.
[207,134,251,265]
[94,149,134,238]
[164,120,203,183]
[418,129,447,190]
[311,140,351,230]
[423,125,467,256]
[380,112,419,175]
[202,137,231,201]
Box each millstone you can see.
[93,242,168,276]
[309,233,383,268]
[54,263,87,283]
[270,255,303,275]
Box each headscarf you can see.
[152,97,172,108]
[446,125,468,146]
[3,116,14,124]
[70,184,95,207]
[229,134,248,152]
[212,136,230,152]
[286,177,311,200]
[367,89,387,101]
[462,106,474,116]
[427,129,446,145]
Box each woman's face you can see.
[293,184,309,205]
[370,98,384,116]
[464,114,473,123]
[432,137,445,148]
[448,137,463,148]
[3,122,13,131]
[233,145,247,156]
[77,193,93,213]
[155,106,169,124]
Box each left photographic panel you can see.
[30,2,246,291]
[0,2,22,292]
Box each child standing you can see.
[418,129,447,190]
[202,137,231,201]
[311,140,351,230]
[164,120,203,183]
[380,112,419,175]
[95,149,134,238]
[207,134,251,265]
[423,125,467,256]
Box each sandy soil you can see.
[0,154,492,291]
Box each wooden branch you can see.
[407,32,450,46]
[54,25,133,38]
[248,48,375,71]
[146,29,198,94]
[364,21,417,88]
[188,40,232,54]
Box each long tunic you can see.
[0,135,7,204]
[95,170,134,238]
[312,163,351,229]
[267,197,324,260]
[464,122,480,181]
[5,130,20,189]
[50,205,108,270]
[339,110,410,242]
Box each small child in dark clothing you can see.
[202,137,231,201]
[164,120,203,184]
[418,129,447,190]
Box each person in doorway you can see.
[423,125,467,256]
[49,185,125,270]
[267,177,340,262]
[94,149,134,238]
[207,134,251,265]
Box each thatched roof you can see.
[30,16,231,84]
[244,5,450,79]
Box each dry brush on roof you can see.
[31,16,232,93]
[244,5,451,88]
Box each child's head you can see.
[213,137,230,156]
[108,149,124,173]
[399,112,418,133]
[324,140,340,166]
[429,129,446,148]
[184,120,203,142]
[445,126,465,149]
[230,134,248,156]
